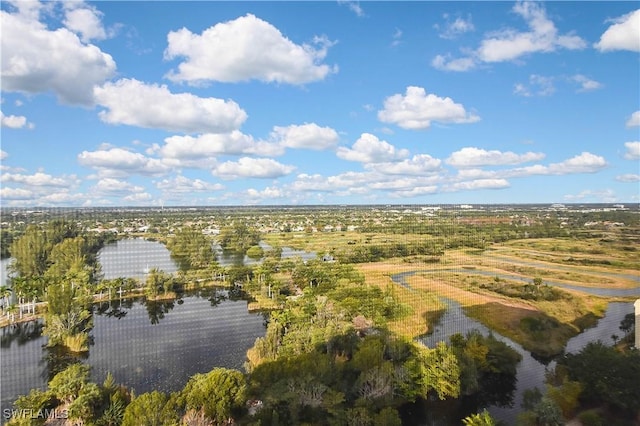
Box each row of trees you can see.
[336,241,444,264]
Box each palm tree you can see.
[0,286,11,312]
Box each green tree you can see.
[121,391,179,426]
[403,342,460,400]
[219,221,260,254]
[462,409,497,426]
[373,407,402,426]
[546,379,582,419]
[0,285,12,311]
[68,382,102,424]
[619,313,634,335]
[560,341,640,414]
[45,236,93,283]
[145,268,173,298]
[43,281,92,347]
[0,230,14,259]
[167,227,216,272]
[533,397,563,426]
[48,363,91,404]
[178,368,247,424]
[9,225,50,278]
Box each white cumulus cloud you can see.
[164,14,337,85]
[594,9,640,52]
[91,178,145,195]
[447,179,510,191]
[1,172,78,187]
[446,147,545,168]
[160,131,283,164]
[615,174,640,182]
[336,133,409,163]
[546,152,608,174]
[626,111,640,127]
[0,187,33,200]
[478,1,586,62]
[378,86,479,129]
[437,14,475,39]
[431,55,477,72]
[78,147,172,177]
[214,157,296,179]
[367,154,442,175]
[624,141,640,160]
[63,3,110,43]
[94,79,247,134]
[433,1,586,71]
[271,123,339,150]
[0,111,32,129]
[571,74,602,92]
[1,7,116,105]
[156,175,224,193]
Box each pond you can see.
[391,271,634,425]
[1,237,316,412]
[97,238,317,272]
[0,290,266,413]
[214,241,317,267]
[97,238,178,281]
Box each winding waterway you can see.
[391,271,634,425]
[407,267,640,297]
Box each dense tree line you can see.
[218,221,261,254]
[166,227,216,272]
[337,241,444,263]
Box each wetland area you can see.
[0,204,638,425]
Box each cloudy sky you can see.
[1,1,639,206]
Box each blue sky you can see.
[1,1,639,207]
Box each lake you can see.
[0,290,266,412]
[97,238,178,281]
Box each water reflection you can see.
[143,299,176,325]
[98,239,178,282]
[0,292,266,411]
[0,320,43,348]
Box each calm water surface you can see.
[97,238,178,281]
[0,292,266,412]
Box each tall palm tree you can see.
[0,286,11,312]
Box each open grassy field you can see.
[358,262,610,357]
[355,263,447,338]
[494,237,640,272]
[259,231,636,356]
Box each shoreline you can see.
[0,279,236,329]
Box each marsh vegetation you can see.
[1,204,638,425]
